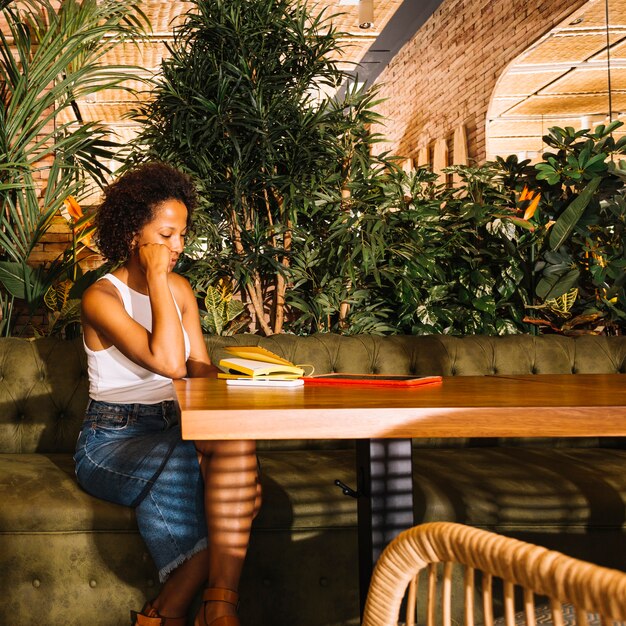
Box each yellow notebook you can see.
[223,345,294,366]
[217,346,304,379]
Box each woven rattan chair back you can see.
[362,522,626,626]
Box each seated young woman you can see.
[74,162,260,626]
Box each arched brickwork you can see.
[371,0,589,163]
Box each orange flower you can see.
[592,251,607,268]
[61,196,97,251]
[517,186,541,221]
[62,196,83,222]
[523,193,540,220]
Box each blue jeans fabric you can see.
[74,399,208,582]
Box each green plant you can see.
[286,162,535,336]
[422,166,535,335]
[201,279,248,336]
[129,0,388,335]
[525,123,626,334]
[0,0,148,334]
[28,196,99,338]
[40,279,82,338]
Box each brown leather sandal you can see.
[130,601,187,626]
[199,588,240,626]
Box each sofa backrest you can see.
[0,334,624,454]
[205,333,626,377]
[0,337,88,454]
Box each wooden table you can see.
[173,373,626,612]
[175,374,626,440]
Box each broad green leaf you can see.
[204,286,225,335]
[0,262,30,299]
[548,177,601,251]
[536,267,580,301]
[225,298,245,322]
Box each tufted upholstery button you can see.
[319,577,329,587]
[262,578,271,587]
[39,373,45,382]
[32,579,40,588]
[147,579,155,588]
[19,414,26,421]
[89,579,97,588]
[142,553,150,563]
[532,367,538,374]
[57,412,65,420]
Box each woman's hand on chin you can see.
[139,243,172,276]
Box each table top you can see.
[173,373,626,440]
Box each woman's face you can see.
[133,199,188,272]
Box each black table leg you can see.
[355,438,415,617]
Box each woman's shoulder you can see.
[169,272,198,314]
[82,275,123,308]
[169,271,193,293]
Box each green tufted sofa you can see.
[1,333,625,626]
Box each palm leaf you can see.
[0,0,149,330]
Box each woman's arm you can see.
[81,245,187,379]
[170,273,218,379]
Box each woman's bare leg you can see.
[144,440,259,623]
[195,439,259,625]
[149,549,211,617]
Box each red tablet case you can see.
[302,374,442,387]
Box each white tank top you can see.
[84,273,191,404]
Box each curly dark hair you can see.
[95,162,198,264]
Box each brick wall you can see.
[371,0,589,163]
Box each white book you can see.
[226,378,305,388]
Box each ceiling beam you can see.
[338,0,445,95]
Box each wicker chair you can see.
[362,522,626,626]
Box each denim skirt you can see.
[74,399,208,582]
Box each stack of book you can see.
[217,346,305,386]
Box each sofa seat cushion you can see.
[0,453,137,532]
[4,447,623,535]
[0,450,358,533]
[412,447,626,532]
